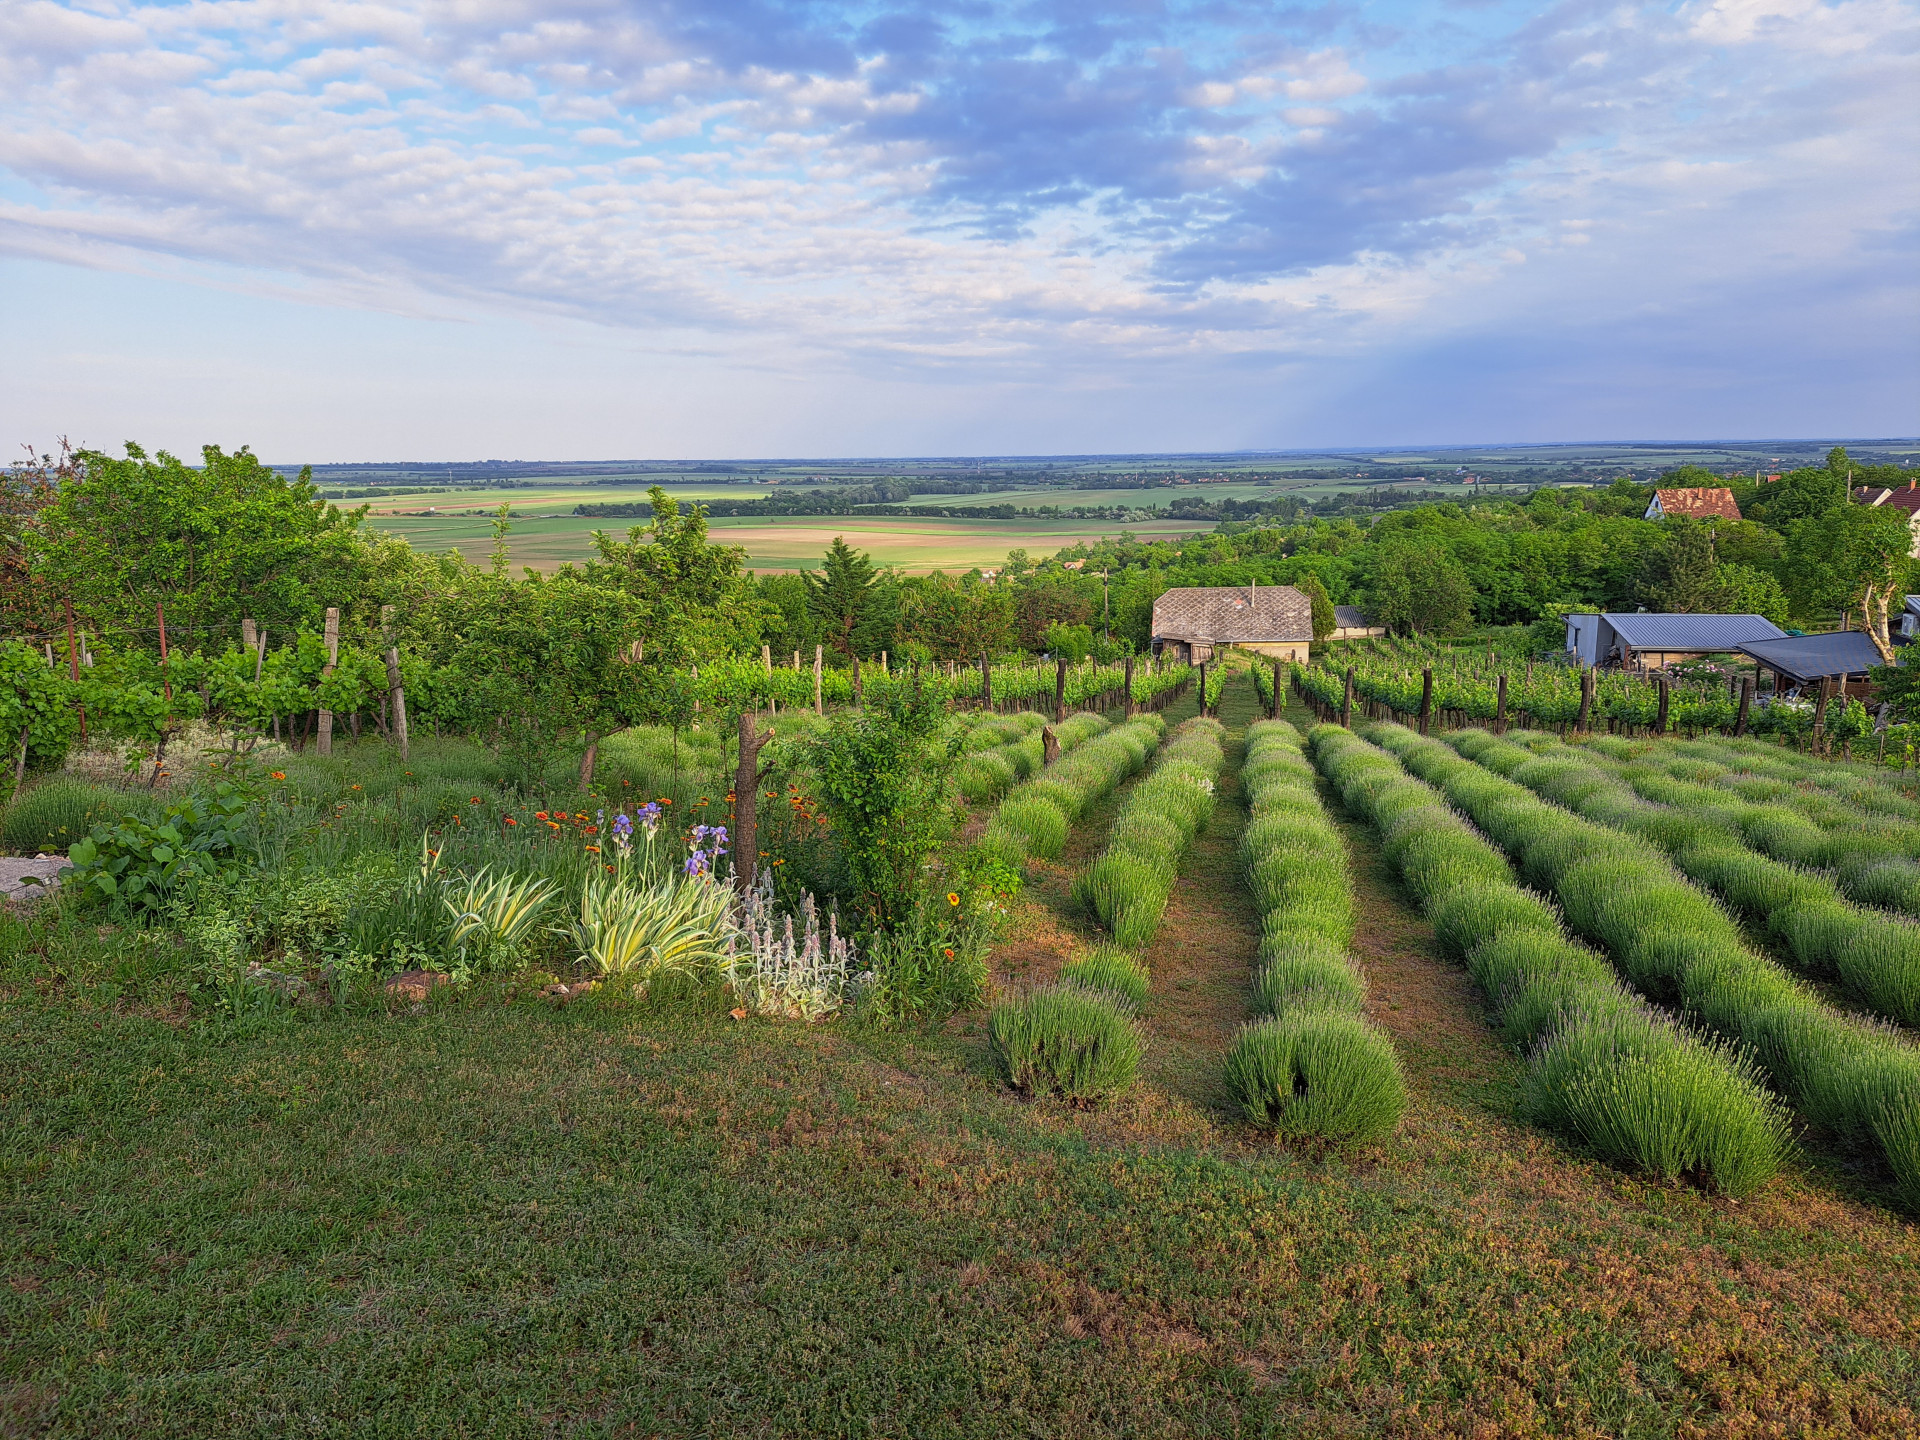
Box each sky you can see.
[1,0,1916,462]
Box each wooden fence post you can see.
[1735,677,1752,736]
[1054,657,1068,721]
[385,648,410,762]
[316,607,340,755]
[734,709,776,891]
[1418,668,1433,735]
[1042,726,1060,767]
[1495,674,1508,735]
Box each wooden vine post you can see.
[1197,661,1208,717]
[1042,726,1060,767]
[733,708,776,891]
[1418,668,1433,735]
[1271,661,1283,719]
[317,606,340,756]
[980,653,992,710]
[64,598,85,746]
[1812,678,1831,748]
[1053,657,1068,721]
[1735,676,1752,736]
[1123,656,1136,716]
[813,645,824,715]
[1576,666,1594,734]
[1341,667,1354,728]
[1495,673,1508,735]
[1655,676,1670,736]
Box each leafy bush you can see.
[65,781,257,921]
[1224,1014,1406,1141]
[990,985,1142,1101]
[993,797,1070,860]
[1252,936,1366,1014]
[1081,716,1222,948]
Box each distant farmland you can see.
[367,507,1217,572]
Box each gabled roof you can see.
[1646,487,1742,521]
[1854,485,1920,514]
[1151,585,1311,643]
[1735,632,1884,683]
[1602,613,1787,650]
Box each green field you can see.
[370,510,1217,573]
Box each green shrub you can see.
[1874,1090,1920,1213]
[1528,1013,1788,1198]
[1396,828,1512,905]
[1224,1014,1406,1141]
[957,751,1019,803]
[990,985,1142,1100]
[1832,916,1920,1028]
[1252,939,1367,1014]
[1061,947,1150,1010]
[2,778,143,855]
[1084,851,1174,947]
[1428,882,1559,959]
[993,797,1070,861]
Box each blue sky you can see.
[1,0,1915,461]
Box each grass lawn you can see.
[5,679,1920,1436]
[367,512,1216,574]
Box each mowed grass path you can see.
[5,680,1920,1436]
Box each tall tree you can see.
[1783,503,1913,661]
[806,537,881,659]
[29,443,374,645]
[1295,571,1337,640]
[1367,538,1476,637]
[582,487,767,662]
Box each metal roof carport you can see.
[1734,632,1884,686]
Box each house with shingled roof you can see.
[1150,584,1311,664]
[1853,482,1920,559]
[1644,487,1743,522]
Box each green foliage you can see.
[989,984,1142,1101]
[1367,533,1477,637]
[1060,946,1150,1010]
[1296,571,1338,641]
[32,443,387,641]
[65,781,257,921]
[1,777,144,855]
[441,866,559,970]
[1224,1014,1406,1141]
[559,864,737,983]
[581,487,771,664]
[0,640,79,795]
[805,536,887,660]
[1082,717,1222,947]
[809,680,955,928]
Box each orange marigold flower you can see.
[503,817,518,826]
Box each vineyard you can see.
[1289,637,1907,757]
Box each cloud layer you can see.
[1,0,1915,453]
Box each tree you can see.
[1367,539,1476,637]
[806,537,881,660]
[2,445,66,641]
[583,487,767,663]
[1782,502,1913,661]
[1295,572,1337,641]
[29,443,376,645]
[896,572,1013,662]
[1640,518,1723,612]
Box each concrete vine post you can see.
[733,708,775,891]
[317,606,340,756]
[385,648,410,761]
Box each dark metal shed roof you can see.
[1602,613,1787,650]
[1734,632,1884,683]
